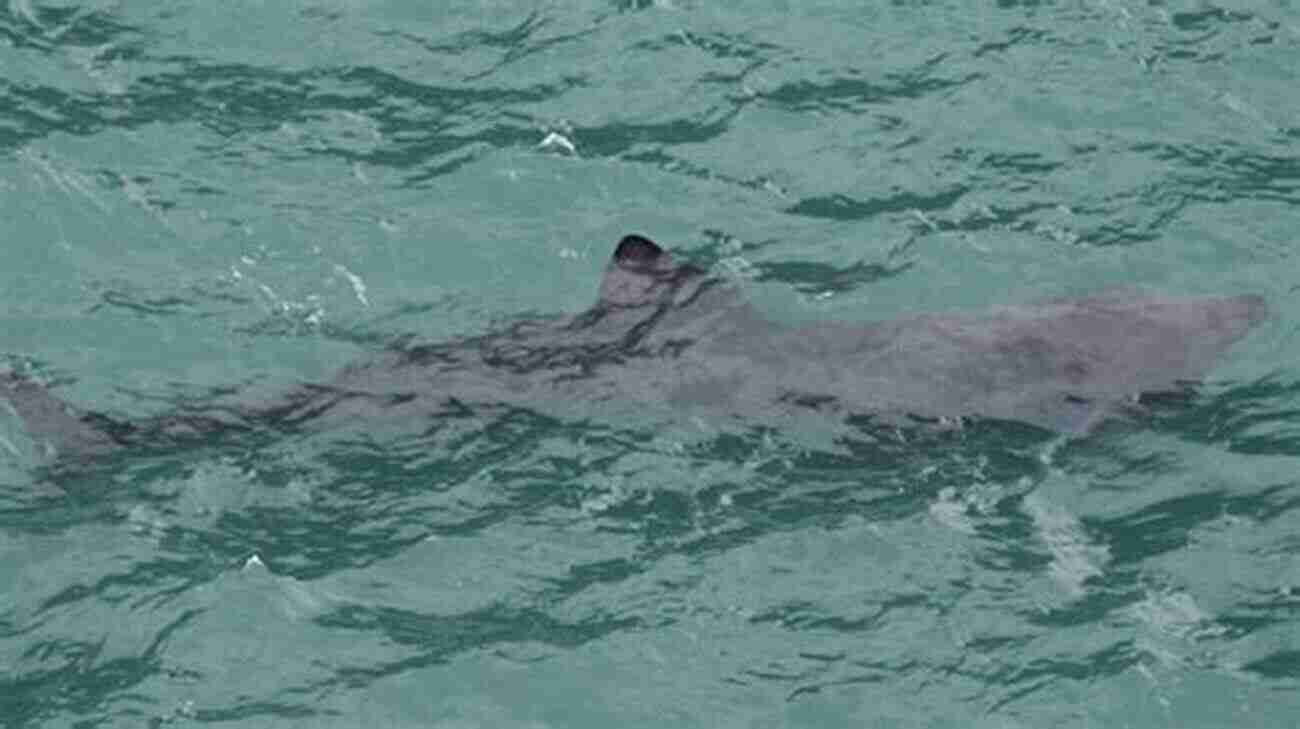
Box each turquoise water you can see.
[2,1,1299,726]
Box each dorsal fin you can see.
[588,235,766,342]
[597,234,700,308]
[613,234,665,265]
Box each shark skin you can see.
[1,234,1269,468]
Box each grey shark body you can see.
[1,235,1268,467]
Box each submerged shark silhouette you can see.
[2,234,1268,468]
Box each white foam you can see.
[538,131,577,155]
[332,263,370,307]
[1023,492,1109,597]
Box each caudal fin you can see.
[1,372,129,464]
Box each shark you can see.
[1,234,1268,469]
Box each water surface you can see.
[2,1,1299,727]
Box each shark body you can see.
[1,235,1268,467]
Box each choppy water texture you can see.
[2,1,1299,727]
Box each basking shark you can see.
[2,234,1268,468]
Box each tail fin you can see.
[1,372,130,464]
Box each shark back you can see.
[778,291,1269,433]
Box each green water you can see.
[2,1,1299,727]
